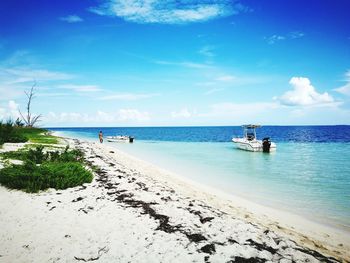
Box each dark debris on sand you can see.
[79,142,341,263]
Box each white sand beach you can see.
[0,137,349,262]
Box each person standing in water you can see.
[98,131,103,143]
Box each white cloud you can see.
[334,70,350,96]
[277,77,335,106]
[171,108,193,118]
[59,84,102,92]
[98,92,159,101]
[0,100,20,120]
[265,31,304,44]
[89,0,248,24]
[60,15,83,23]
[8,100,18,111]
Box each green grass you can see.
[0,146,93,193]
[19,127,58,144]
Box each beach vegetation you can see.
[17,127,58,144]
[0,146,92,193]
[0,119,27,145]
[0,119,58,146]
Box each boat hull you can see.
[232,138,276,152]
[106,136,134,143]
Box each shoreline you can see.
[0,135,349,261]
[92,139,350,245]
[70,136,350,258]
[52,131,350,234]
[54,130,350,233]
[106,140,350,233]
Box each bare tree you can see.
[19,81,42,127]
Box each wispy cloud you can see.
[334,70,350,96]
[0,64,75,101]
[265,35,286,45]
[60,15,83,23]
[98,92,159,101]
[215,75,236,82]
[36,92,71,98]
[265,31,305,44]
[59,84,102,92]
[45,109,150,123]
[155,60,213,69]
[289,31,305,39]
[88,0,250,24]
[2,67,74,84]
[198,45,215,57]
[171,108,195,118]
[204,87,224,95]
[195,81,216,86]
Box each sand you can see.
[0,138,349,262]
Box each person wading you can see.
[98,131,103,143]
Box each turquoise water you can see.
[52,128,350,230]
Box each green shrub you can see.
[0,145,92,193]
[0,161,93,193]
[0,120,27,145]
[0,150,27,161]
[27,145,46,164]
[0,146,84,164]
[41,162,93,190]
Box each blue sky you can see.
[0,0,349,127]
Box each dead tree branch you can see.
[19,81,42,127]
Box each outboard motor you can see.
[129,136,134,143]
[262,137,271,153]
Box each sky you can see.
[0,0,349,127]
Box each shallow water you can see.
[50,126,350,230]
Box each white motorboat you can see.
[106,135,134,143]
[232,125,276,152]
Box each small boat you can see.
[106,135,134,143]
[232,125,276,152]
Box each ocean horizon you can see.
[50,125,350,231]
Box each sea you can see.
[49,126,350,230]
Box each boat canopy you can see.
[242,124,261,129]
